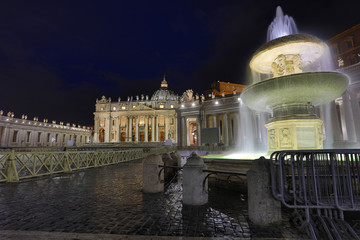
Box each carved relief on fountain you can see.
[268,129,277,149]
[272,54,302,77]
[279,127,292,148]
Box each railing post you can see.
[5,149,19,182]
[183,152,208,205]
[63,151,72,173]
[247,157,281,225]
[142,154,164,193]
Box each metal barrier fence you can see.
[270,149,360,239]
[0,149,143,182]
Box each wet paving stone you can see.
[0,160,308,238]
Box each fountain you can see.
[241,6,349,152]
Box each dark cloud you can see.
[0,0,358,126]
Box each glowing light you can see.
[181,104,185,108]
[191,103,195,107]
[215,101,219,105]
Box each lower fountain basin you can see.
[241,72,349,113]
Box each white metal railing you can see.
[0,149,143,182]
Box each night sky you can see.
[0,0,358,126]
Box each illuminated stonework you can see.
[242,32,349,152]
[265,119,323,151]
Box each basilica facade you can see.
[93,77,178,144]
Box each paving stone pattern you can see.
[0,160,307,238]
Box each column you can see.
[336,98,348,140]
[201,111,207,129]
[165,115,169,140]
[196,115,201,146]
[125,116,129,142]
[156,115,160,142]
[181,117,186,147]
[349,88,360,142]
[212,115,217,128]
[1,127,9,147]
[128,116,133,142]
[115,117,120,142]
[135,116,139,142]
[223,113,229,146]
[151,116,155,142]
[145,115,149,142]
[174,114,177,143]
[105,117,110,142]
[234,112,240,146]
[343,91,357,142]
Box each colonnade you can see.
[0,126,91,147]
[98,113,177,143]
[179,112,241,147]
[325,87,360,145]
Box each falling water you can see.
[226,99,268,159]
[267,6,298,42]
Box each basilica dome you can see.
[151,76,178,101]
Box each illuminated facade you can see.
[177,94,251,147]
[0,113,92,147]
[326,24,360,146]
[205,81,247,97]
[93,77,178,143]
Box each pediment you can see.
[130,104,154,111]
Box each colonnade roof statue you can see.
[240,6,349,152]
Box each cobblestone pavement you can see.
[0,160,308,239]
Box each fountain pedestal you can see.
[265,119,323,152]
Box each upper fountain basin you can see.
[240,72,349,113]
[250,34,326,74]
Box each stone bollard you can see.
[142,154,164,193]
[247,157,281,225]
[183,152,208,205]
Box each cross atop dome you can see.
[161,75,168,89]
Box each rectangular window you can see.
[345,41,353,49]
[12,131,18,142]
[170,105,174,108]
[160,104,164,109]
[26,132,31,142]
[122,106,126,110]
[38,132,41,142]
[47,133,51,142]
[113,120,115,126]
[55,134,58,142]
